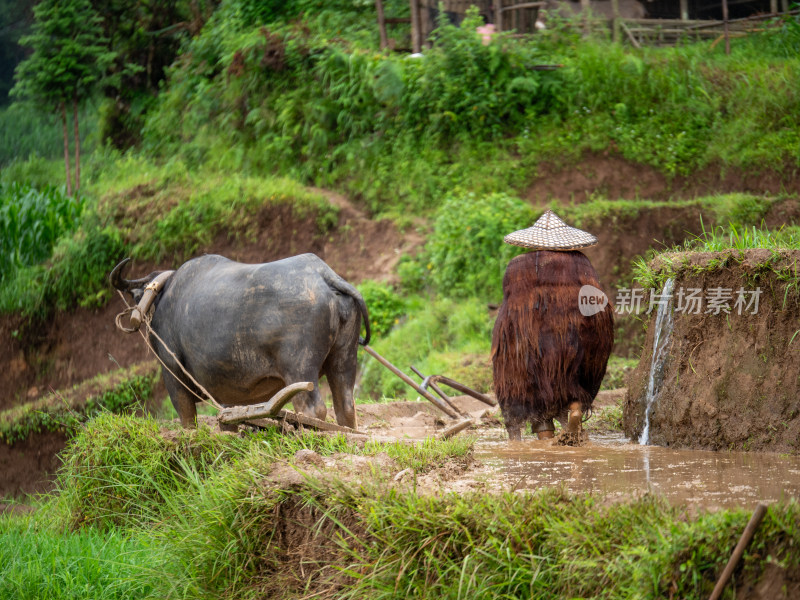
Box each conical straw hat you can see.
[504,210,597,250]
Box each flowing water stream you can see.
[640,277,675,445]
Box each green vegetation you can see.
[400,192,531,300]
[357,280,406,338]
[46,412,473,530]
[601,355,638,390]
[0,159,338,321]
[632,222,800,291]
[0,363,159,445]
[0,102,98,167]
[1,1,798,330]
[11,0,114,194]
[0,515,156,600]
[0,181,84,281]
[12,414,797,599]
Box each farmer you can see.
[491,210,614,441]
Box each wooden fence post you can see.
[722,0,730,55]
[580,0,590,35]
[410,0,422,52]
[376,0,388,49]
[494,0,502,31]
[611,0,620,42]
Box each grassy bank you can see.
[7,413,797,599]
[0,363,159,445]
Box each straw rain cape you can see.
[491,250,614,433]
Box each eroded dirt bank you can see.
[624,249,800,453]
[526,153,800,204]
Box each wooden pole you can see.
[494,0,502,31]
[722,0,730,55]
[708,504,769,600]
[580,0,591,36]
[422,0,433,46]
[437,418,473,440]
[611,0,620,43]
[770,0,778,15]
[362,345,459,419]
[376,0,388,49]
[410,0,421,52]
[620,19,641,49]
[680,0,688,21]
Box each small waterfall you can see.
[639,278,675,446]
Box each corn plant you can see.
[0,182,85,282]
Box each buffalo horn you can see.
[109,258,158,292]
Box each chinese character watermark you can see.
[612,287,762,316]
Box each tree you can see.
[11,0,114,194]
[0,0,34,105]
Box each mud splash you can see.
[467,430,800,510]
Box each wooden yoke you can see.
[130,270,174,330]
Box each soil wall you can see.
[623,250,800,453]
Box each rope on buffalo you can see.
[115,291,223,410]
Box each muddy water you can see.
[473,430,800,510]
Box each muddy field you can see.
[11,386,794,514]
[4,158,800,523]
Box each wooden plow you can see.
[219,345,494,440]
[362,345,494,440]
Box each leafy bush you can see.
[401,192,533,300]
[358,296,493,399]
[143,8,563,188]
[357,280,406,338]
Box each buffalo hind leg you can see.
[289,380,327,423]
[162,369,198,428]
[323,347,358,430]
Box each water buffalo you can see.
[110,254,370,429]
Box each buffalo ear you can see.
[131,289,144,304]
